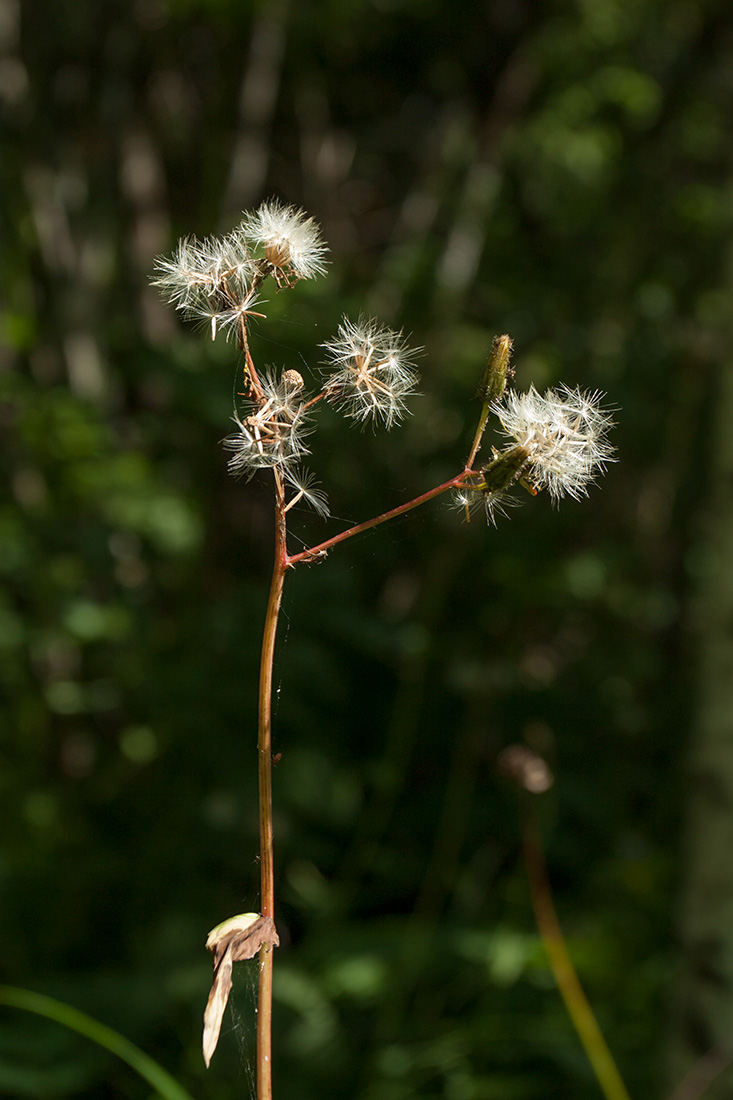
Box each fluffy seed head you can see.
[151,232,262,340]
[223,370,312,477]
[491,384,615,502]
[240,200,328,283]
[321,315,421,428]
[150,200,328,340]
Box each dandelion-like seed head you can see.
[491,384,615,502]
[151,201,327,345]
[240,200,328,284]
[223,370,312,477]
[151,235,222,308]
[321,315,421,429]
[151,231,263,340]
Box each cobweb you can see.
[225,957,260,1100]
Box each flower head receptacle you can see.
[478,334,514,404]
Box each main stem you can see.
[257,482,287,1100]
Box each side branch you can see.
[286,470,475,566]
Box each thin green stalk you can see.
[521,800,632,1100]
[256,477,287,1100]
[0,986,194,1100]
[466,401,494,472]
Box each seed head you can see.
[239,200,328,283]
[151,232,262,339]
[491,384,616,502]
[321,316,421,428]
[223,370,312,476]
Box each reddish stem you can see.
[256,481,287,1100]
[286,469,474,566]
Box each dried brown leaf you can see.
[202,912,279,1068]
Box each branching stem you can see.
[253,374,495,1098]
[255,462,483,1097]
[286,469,475,566]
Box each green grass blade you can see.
[0,985,196,1100]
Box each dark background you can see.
[3,0,733,1097]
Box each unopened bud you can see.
[478,334,513,404]
[479,445,529,494]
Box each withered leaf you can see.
[202,912,279,1068]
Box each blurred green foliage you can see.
[3,0,732,1096]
